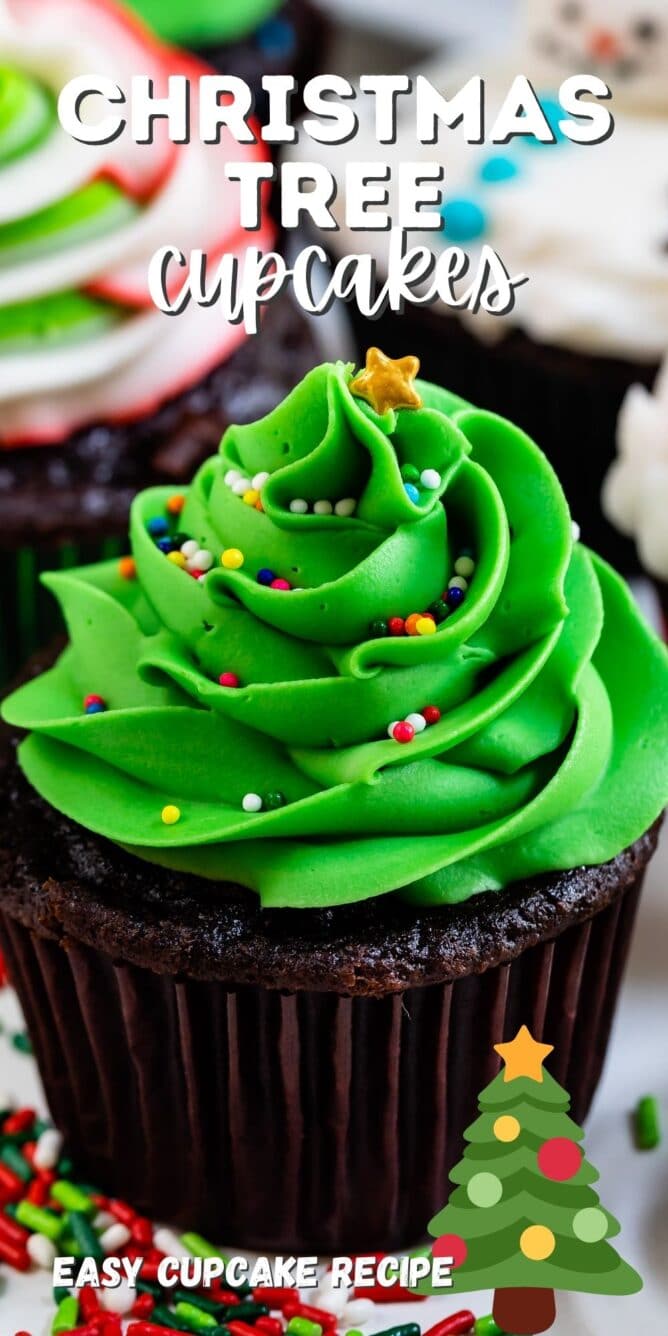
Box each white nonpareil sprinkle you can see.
[224,469,241,486]
[335,497,356,517]
[26,1233,56,1269]
[242,792,263,813]
[313,500,333,515]
[290,498,309,514]
[572,520,581,541]
[387,721,399,739]
[420,468,441,490]
[232,477,252,496]
[405,712,427,733]
[181,539,198,559]
[252,471,270,489]
[33,1127,63,1171]
[454,555,475,578]
[448,575,468,592]
[193,549,213,572]
[98,1222,132,1254]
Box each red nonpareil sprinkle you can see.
[131,1292,155,1319]
[0,1163,24,1202]
[424,1314,476,1336]
[388,616,406,636]
[421,705,441,725]
[0,1234,29,1269]
[219,672,240,688]
[392,720,415,744]
[252,1288,298,1310]
[2,1108,35,1136]
[283,1301,337,1327]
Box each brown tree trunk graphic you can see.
[493,1286,557,1334]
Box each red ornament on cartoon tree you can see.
[415,1027,641,1335]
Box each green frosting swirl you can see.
[127,0,281,45]
[4,362,668,909]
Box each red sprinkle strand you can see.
[424,1314,477,1336]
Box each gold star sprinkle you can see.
[494,1026,554,1084]
[349,347,423,416]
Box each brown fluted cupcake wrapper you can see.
[0,872,643,1253]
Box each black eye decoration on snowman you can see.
[560,2,582,21]
[633,18,659,42]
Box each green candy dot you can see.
[573,1207,608,1242]
[264,791,286,810]
[467,1172,503,1208]
[401,463,420,484]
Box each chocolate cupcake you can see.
[2,351,667,1252]
[126,0,327,102]
[0,0,320,682]
[291,0,668,569]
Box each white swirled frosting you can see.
[603,355,668,576]
[293,0,668,361]
[0,0,275,446]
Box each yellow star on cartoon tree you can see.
[349,347,423,416]
[494,1026,554,1083]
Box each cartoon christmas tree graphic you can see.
[420,1027,641,1334]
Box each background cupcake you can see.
[290,0,668,569]
[0,0,322,683]
[126,0,328,105]
[2,354,667,1250]
[603,352,668,629]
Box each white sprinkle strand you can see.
[26,1233,57,1269]
[344,1299,375,1325]
[93,1210,117,1231]
[100,1281,135,1315]
[335,497,356,517]
[242,792,263,813]
[33,1127,63,1171]
[420,468,441,490]
[154,1226,192,1258]
[99,1222,132,1254]
[313,1286,351,1316]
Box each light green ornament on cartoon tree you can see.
[417,1027,641,1335]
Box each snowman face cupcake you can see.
[525,0,668,111]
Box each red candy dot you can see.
[392,721,415,744]
[271,578,292,590]
[219,672,240,688]
[422,705,441,725]
[433,1233,468,1268]
[189,568,205,580]
[83,694,104,709]
[537,1137,583,1182]
[388,616,406,636]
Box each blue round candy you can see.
[85,701,106,714]
[157,537,175,553]
[442,197,487,243]
[256,17,296,60]
[525,95,567,148]
[446,585,465,609]
[404,483,420,504]
[479,155,519,184]
[257,567,276,585]
[147,516,168,537]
